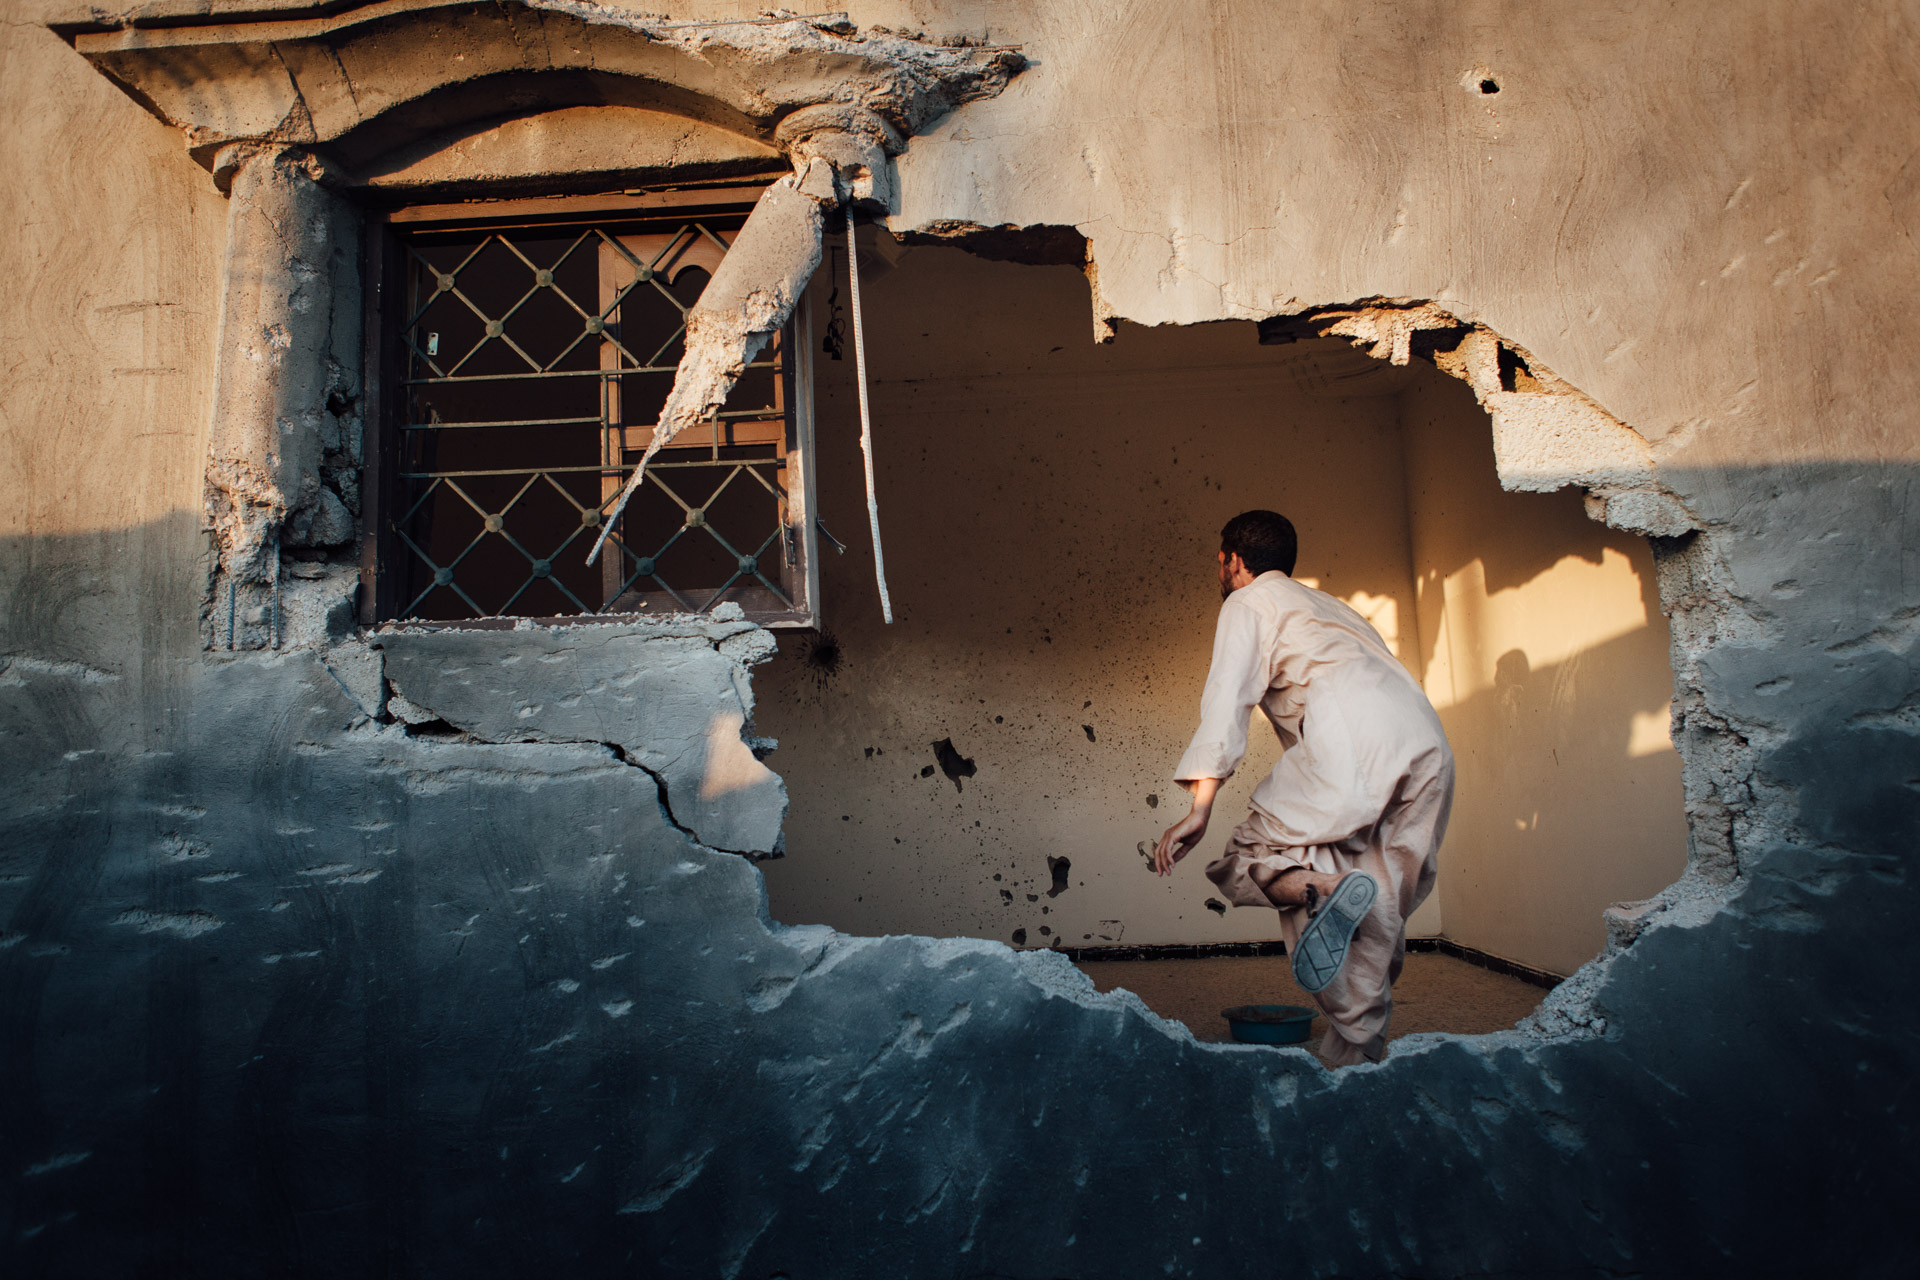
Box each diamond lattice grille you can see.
[390,212,803,622]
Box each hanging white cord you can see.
[846,203,894,624]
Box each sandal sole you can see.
[1291,871,1378,995]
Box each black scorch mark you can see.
[1045,856,1072,898]
[801,629,842,687]
[932,738,976,792]
[1205,898,1227,915]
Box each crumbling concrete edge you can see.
[872,234,1779,1052]
[373,610,784,860]
[1274,299,1803,1048]
[1284,299,1696,533]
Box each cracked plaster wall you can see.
[3,0,1918,1275]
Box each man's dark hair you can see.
[1221,510,1298,577]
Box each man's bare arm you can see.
[1153,777,1221,876]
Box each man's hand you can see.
[1152,778,1222,876]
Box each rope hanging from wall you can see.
[846,204,894,624]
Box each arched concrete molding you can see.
[57,0,1026,649]
[59,0,1024,185]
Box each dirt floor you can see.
[1074,951,1551,1047]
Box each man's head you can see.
[1218,510,1297,597]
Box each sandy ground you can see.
[1074,951,1550,1046]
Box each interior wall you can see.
[1402,378,1689,974]
[756,241,1427,949]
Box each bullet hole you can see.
[932,738,977,792]
[1038,926,1052,937]
[1205,898,1227,915]
[1082,725,1096,743]
[921,765,935,778]
[1041,906,1050,915]
[841,815,851,821]
[994,715,1003,723]
[1026,893,1038,902]
[1083,700,1092,709]
[864,747,873,758]
[1147,794,1159,809]
[992,873,1002,881]
[1479,78,1500,94]
[1046,856,1072,898]
[802,629,842,687]
[325,390,356,417]
[1000,889,1012,901]
[1011,928,1027,945]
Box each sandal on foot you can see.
[1291,871,1378,995]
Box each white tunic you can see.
[1175,570,1455,1065]
[1174,570,1449,851]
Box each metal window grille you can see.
[380,199,817,625]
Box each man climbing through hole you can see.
[1152,511,1454,1066]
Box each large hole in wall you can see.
[753,235,1688,1043]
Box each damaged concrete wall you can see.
[202,145,363,651]
[5,1,1919,1276]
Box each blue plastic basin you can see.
[1222,1004,1316,1045]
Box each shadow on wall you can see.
[1400,360,1688,973]
[753,242,1686,973]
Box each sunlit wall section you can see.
[1401,374,1688,975]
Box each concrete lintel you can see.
[59,0,1025,181]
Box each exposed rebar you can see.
[846,205,893,624]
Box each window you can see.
[362,187,818,627]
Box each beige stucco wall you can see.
[1403,375,1688,974]
[756,239,1685,972]
[0,12,225,676]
